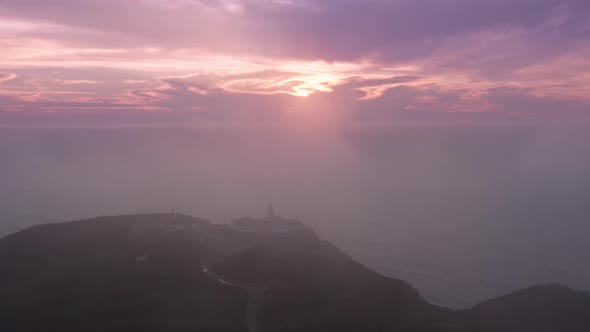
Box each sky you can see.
[1,1,590,307]
[0,0,589,126]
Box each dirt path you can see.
[203,266,265,332]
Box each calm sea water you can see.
[1,125,589,308]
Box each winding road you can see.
[203,266,265,332]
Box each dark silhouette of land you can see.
[0,213,589,332]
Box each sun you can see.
[287,74,339,97]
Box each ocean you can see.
[1,125,589,308]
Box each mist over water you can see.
[1,125,589,308]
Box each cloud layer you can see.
[0,0,589,124]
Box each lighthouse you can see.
[230,204,305,233]
[265,203,277,218]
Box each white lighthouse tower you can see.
[265,203,277,219]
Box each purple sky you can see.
[0,0,589,125]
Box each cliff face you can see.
[464,284,590,332]
[0,214,588,332]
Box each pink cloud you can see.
[0,0,588,125]
[0,73,17,83]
